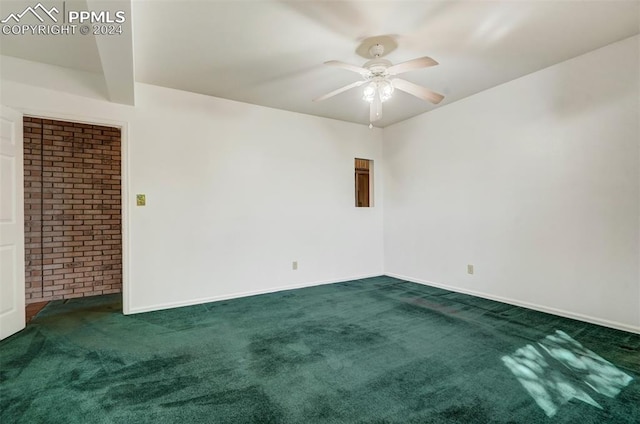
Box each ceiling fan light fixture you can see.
[362,79,394,104]
[378,80,394,102]
[362,82,376,103]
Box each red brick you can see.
[24,117,122,304]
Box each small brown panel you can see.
[355,158,372,207]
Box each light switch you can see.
[136,194,146,206]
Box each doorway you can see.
[23,117,122,314]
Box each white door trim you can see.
[13,108,131,314]
[0,106,25,339]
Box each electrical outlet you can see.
[467,264,474,275]
[292,261,298,270]
[136,194,146,206]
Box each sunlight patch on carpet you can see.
[501,330,632,417]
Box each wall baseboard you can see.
[127,271,640,335]
[385,273,640,335]
[126,273,382,315]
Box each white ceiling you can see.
[0,0,103,73]
[1,1,639,127]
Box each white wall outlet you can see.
[467,264,474,275]
[292,261,298,270]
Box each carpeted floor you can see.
[1,276,638,423]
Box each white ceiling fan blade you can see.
[392,78,444,104]
[370,95,382,123]
[313,80,365,102]
[387,57,438,75]
[324,60,370,76]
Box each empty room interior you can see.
[0,1,639,423]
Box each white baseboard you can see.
[126,273,382,315]
[385,273,640,335]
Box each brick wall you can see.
[23,117,122,303]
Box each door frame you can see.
[15,108,131,314]
[1,106,26,339]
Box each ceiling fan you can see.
[314,41,444,126]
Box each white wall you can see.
[3,35,638,332]
[383,36,640,332]
[1,58,384,313]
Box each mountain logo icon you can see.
[1,2,59,24]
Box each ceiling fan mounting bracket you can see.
[369,43,385,58]
[355,35,398,59]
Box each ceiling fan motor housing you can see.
[364,58,392,77]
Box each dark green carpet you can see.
[1,276,638,423]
